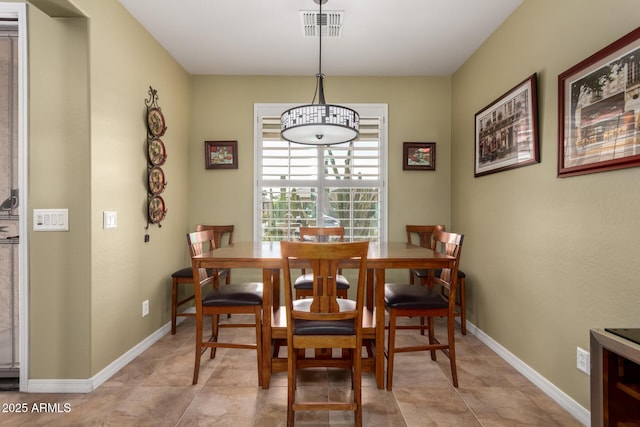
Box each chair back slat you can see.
[432,230,464,296]
[281,241,368,323]
[299,226,345,242]
[196,224,234,249]
[187,229,216,283]
[406,224,445,249]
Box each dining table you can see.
[191,240,456,389]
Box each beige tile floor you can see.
[0,315,583,426]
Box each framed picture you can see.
[403,142,436,170]
[205,140,238,169]
[474,73,539,177]
[558,27,640,177]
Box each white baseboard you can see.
[26,322,171,393]
[466,321,591,426]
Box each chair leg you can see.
[428,317,437,361]
[210,314,219,359]
[287,343,296,426]
[354,345,363,427]
[447,315,459,387]
[386,310,397,391]
[254,306,263,388]
[171,277,178,335]
[459,277,466,335]
[193,316,203,385]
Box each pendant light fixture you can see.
[280,0,359,146]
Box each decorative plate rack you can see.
[145,86,167,229]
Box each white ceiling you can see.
[118,0,523,77]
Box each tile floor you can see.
[0,315,583,426]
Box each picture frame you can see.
[558,27,640,177]
[205,140,238,169]
[403,142,436,171]
[474,73,539,177]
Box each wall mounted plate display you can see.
[148,137,167,166]
[148,166,166,195]
[145,86,168,228]
[148,195,166,224]
[147,107,166,137]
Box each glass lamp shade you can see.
[281,103,359,145]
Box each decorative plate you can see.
[148,195,166,224]
[148,138,167,166]
[147,107,166,137]
[148,166,166,195]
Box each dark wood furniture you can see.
[170,225,234,334]
[591,328,640,426]
[190,241,455,389]
[281,241,369,426]
[408,224,468,335]
[385,230,464,390]
[187,230,263,385]
[294,226,349,299]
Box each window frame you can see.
[253,103,388,242]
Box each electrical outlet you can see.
[142,300,149,317]
[577,347,590,375]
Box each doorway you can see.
[0,22,19,390]
[0,3,27,392]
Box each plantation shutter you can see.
[256,105,386,242]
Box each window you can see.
[254,104,387,242]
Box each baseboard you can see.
[466,321,591,426]
[26,322,171,393]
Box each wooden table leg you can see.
[366,268,374,310]
[261,268,278,389]
[375,268,386,389]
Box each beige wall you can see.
[28,4,91,378]
[26,0,190,378]
[189,75,452,242]
[452,0,640,409]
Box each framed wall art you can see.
[558,27,640,177]
[205,140,238,169]
[403,142,436,171]
[474,73,539,177]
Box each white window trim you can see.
[253,103,388,242]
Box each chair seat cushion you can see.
[171,267,230,279]
[202,282,263,306]
[384,283,448,310]
[412,268,466,279]
[293,273,350,290]
[171,267,193,278]
[292,298,356,335]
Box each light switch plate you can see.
[103,211,117,229]
[33,209,69,231]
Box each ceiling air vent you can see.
[300,10,344,38]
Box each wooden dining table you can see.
[191,240,455,389]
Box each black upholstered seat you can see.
[385,284,448,310]
[292,299,356,335]
[202,283,263,307]
[294,273,350,291]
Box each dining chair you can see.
[187,229,263,386]
[293,226,350,299]
[385,230,464,390]
[281,240,369,427]
[407,224,468,335]
[170,224,234,334]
